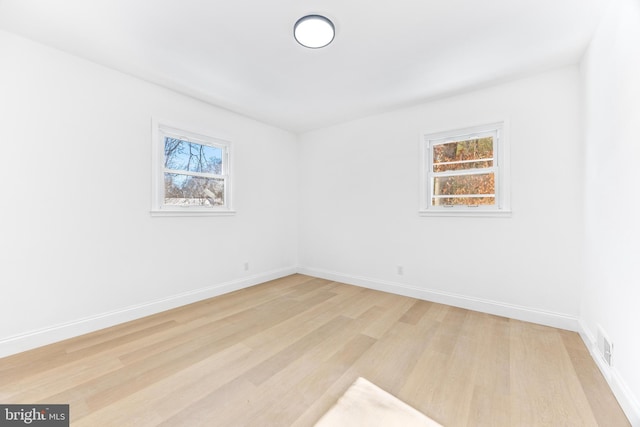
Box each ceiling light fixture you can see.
[294,15,335,49]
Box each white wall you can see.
[581,0,640,423]
[0,30,298,356]
[299,67,584,329]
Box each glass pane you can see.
[432,196,495,206]
[164,137,223,174]
[164,173,224,206]
[433,173,495,196]
[433,137,493,172]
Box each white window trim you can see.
[151,118,235,217]
[419,121,511,218]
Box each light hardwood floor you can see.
[0,274,630,426]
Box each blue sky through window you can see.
[164,137,222,174]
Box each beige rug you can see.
[314,377,443,427]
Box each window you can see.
[420,122,510,217]
[152,120,233,216]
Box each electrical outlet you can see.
[244,262,249,271]
[396,265,403,276]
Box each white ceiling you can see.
[0,0,606,132]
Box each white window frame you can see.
[419,122,511,217]
[151,119,235,216]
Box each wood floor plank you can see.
[399,299,433,325]
[251,333,377,427]
[72,343,254,427]
[509,321,600,426]
[210,321,372,426]
[560,330,630,427]
[466,314,511,426]
[241,315,353,386]
[0,274,630,426]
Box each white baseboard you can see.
[297,267,579,331]
[0,267,297,359]
[578,320,640,427]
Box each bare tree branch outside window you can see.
[163,137,225,206]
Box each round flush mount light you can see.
[294,15,335,49]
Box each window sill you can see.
[419,209,512,218]
[151,209,236,217]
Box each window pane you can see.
[164,137,223,174]
[432,196,495,206]
[433,137,493,172]
[164,173,224,206]
[433,173,495,196]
